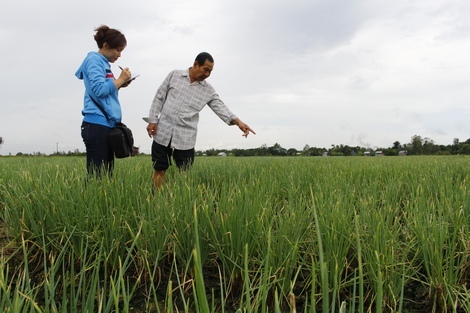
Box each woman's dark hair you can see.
[195,52,214,66]
[94,25,127,49]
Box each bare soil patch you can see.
[0,219,16,258]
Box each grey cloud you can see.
[1,0,470,155]
[230,0,369,54]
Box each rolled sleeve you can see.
[208,95,237,125]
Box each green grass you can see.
[0,155,469,312]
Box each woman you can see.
[76,25,132,177]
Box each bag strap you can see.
[88,93,111,122]
[88,93,125,127]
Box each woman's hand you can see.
[115,67,132,89]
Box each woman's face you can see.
[101,43,125,63]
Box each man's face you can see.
[192,60,214,81]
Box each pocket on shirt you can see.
[186,98,206,111]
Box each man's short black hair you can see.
[195,52,214,66]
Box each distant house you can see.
[132,146,140,156]
[364,151,371,156]
[375,151,384,156]
[399,150,407,156]
[217,152,227,157]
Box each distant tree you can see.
[410,135,424,155]
[341,145,353,156]
[267,143,286,156]
[260,144,269,156]
[231,148,245,157]
[287,148,298,156]
[205,148,218,156]
[423,137,439,154]
[305,147,327,156]
[0,136,3,147]
[461,144,470,154]
[383,148,398,156]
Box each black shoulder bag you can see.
[89,95,134,158]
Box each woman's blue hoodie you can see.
[75,52,121,128]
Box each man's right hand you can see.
[147,123,158,137]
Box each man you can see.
[145,52,255,189]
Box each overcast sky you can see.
[1,0,469,155]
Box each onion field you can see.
[0,155,469,312]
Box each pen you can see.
[118,66,123,71]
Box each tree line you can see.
[1,135,469,157]
[198,135,470,157]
